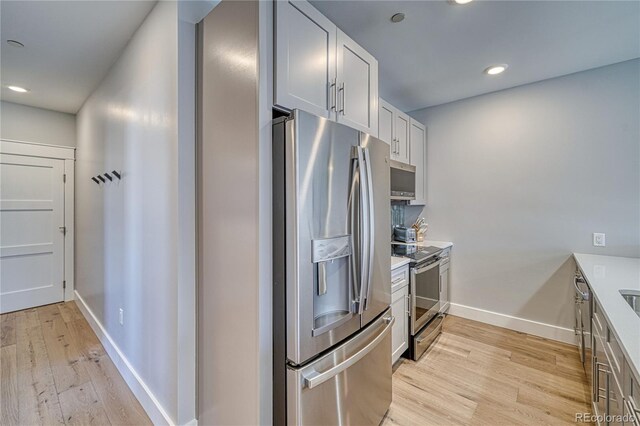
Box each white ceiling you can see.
[0,1,156,114]
[311,0,640,111]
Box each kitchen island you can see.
[574,253,640,379]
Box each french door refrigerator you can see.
[273,110,393,425]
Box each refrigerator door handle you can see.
[357,147,370,313]
[302,316,394,389]
[362,147,375,309]
[349,147,367,314]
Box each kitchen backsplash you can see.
[391,203,426,229]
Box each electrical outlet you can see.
[593,233,606,247]
[119,308,124,326]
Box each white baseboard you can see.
[74,291,176,425]
[448,302,576,345]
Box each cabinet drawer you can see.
[605,327,624,388]
[391,265,409,293]
[592,300,605,340]
[625,362,640,426]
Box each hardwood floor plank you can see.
[66,317,105,362]
[16,311,65,425]
[39,304,91,393]
[1,345,19,426]
[1,313,16,347]
[58,302,84,324]
[58,381,111,425]
[83,355,152,426]
[8,303,150,425]
[383,315,591,426]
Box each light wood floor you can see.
[383,315,592,426]
[0,301,151,426]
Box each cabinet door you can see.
[275,0,336,118]
[394,111,410,164]
[336,29,378,136]
[409,119,427,205]
[593,334,608,421]
[378,98,394,146]
[391,286,408,364]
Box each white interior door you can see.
[0,153,65,313]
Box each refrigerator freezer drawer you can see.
[287,309,393,425]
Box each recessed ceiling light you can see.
[390,13,405,23]
[449,0,473,5]
[6,85,30,93]
[484,64,508,75]
[6,40,24,48]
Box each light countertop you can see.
[391,256,411,270]
[573,253,640,379]
[391,240,453,270]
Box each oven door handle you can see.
[414,261,440,275]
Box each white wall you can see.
[75,2,196,424]
[0,101,76,147]
[410,59,640,334]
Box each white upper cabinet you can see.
[335,30,378,135]
[394,111,410,164]
[409,119,427,205]
[275,0,379,136]
[275,0,337,119]
[380,98,410,164]
[378,99,394,146]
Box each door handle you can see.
[329,78,337,111]
[302,316,394,389]
[626,398,640,426]
[338,82,345,114]
[362,147,375,310]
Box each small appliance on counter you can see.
[394,226,416,243]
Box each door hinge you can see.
[63,174,66,183]
[63,280,66,289]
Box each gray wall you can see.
[198,1,273,424]
[410,59,640,330]
[0,101,76,147]
[75,2,197,423]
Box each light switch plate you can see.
[593,233,606,247]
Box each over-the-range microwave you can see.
[390,159,416,200]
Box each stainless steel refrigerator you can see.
[273,110,393,425]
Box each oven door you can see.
[410,260,441,335]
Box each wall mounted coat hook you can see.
[92,177,100,185]
[112,170,121,180]
[104,173,113,181]
[97,175,106,183]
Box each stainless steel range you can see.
[393,244,446,360]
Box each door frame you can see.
[0,139,75,302]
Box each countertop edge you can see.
[573,253,640,381]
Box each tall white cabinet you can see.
[380,98,427,204]
[409,119,427,205]
[275,0,378,136]
[378,98,410,164]
[274,0,336,119]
